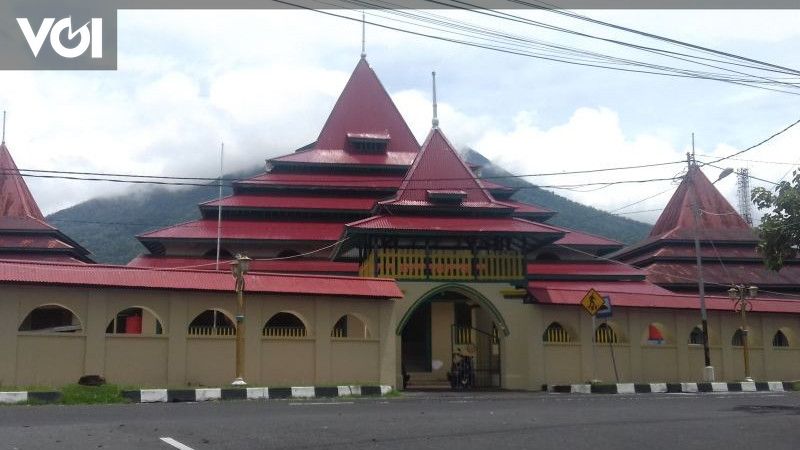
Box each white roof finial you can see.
[2,110,6,145]
[360,11,367,59]
[432,71,439,129]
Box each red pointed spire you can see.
[314,58,418,153]
[649,164,752,240]
[0,143,46,223]
[383,128,505,209]
[271,58,419,167]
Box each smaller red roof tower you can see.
[0,143,92,263]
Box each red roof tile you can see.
[201,194,376,212]
[139,219,345,241]
[527,261,644,278]
[0,143,45,223]
[528,280,800,313]
[273,149,416,167]
[553,226,623,248]
[382,128,507,210]
[128,255,359,274]
[497,200,555,217]
[347,215,565,235]
[272,58,419,166]
[0,235,72,250]
[642,262,800,287]
[650,165,753,241]
[0,259,401,298]
[237,172,403,190]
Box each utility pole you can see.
[688,139,714,381]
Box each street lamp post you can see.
[231,254,251,386]
[728,284,758,382]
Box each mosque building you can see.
[0,54,798,389]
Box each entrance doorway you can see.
[399,287,504,390]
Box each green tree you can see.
[752,169,800,271]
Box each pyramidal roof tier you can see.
[0,143,48,229]
[0,143,92,263]
[271,58,420,168]
[380,127,511,212]
[649,164,754,242]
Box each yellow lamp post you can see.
[728,284,758,382]
[230,254,251,386]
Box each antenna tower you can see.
[736,168,753,226]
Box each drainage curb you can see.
[0,391,62,404]
[546,381,795,394]
[120,385,393,403]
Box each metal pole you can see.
[688,151,714,381]
[215,142,224,271]
[235,285,246,384]
[591,315,597,382]
[739,288,752,382]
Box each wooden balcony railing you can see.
[359,248,523,281]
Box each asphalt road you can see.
[1,391,799,450]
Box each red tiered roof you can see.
[271,58,419,167]
[498,200,555,219]
[139,219,345,242]
[0,259,401,299]
[128,255,360,274]
[613,164,800,296]
[553,226,623,248]
[236,172,403,190]
[650,165,754,241]
[0,143,46,226]
[201,194,376,212]
[528,280,800,313]
[0,144,92,263]
[527,261,645,279]
[347,215,565,234]
[381,128,508,210]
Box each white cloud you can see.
[0,8,798,221]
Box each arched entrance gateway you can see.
[397,285,509,390]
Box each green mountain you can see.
[464,149,652,245]
[46,153,652,264]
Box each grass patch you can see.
[383,389,402,398]
[59,384,127,405]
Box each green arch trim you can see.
[395,283,510,337]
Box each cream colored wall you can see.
[392,282,800,389]
[3,282,799,390]
[0,285,395,388]
[536,305,800,385]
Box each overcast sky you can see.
[2,8,799,224]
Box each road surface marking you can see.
[160,437,195,450]
[289,401,354,406]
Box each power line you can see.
[699,118,800,167]
[276,0,800,95]
[512,0,800,76]
[6,158,686,184]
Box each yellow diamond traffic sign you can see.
[580,288,605,316]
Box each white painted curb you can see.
[616,383,635,394]
[681,383,698,393]
[741,382,757,392]
[246,387,268,400]
[291,386,315,398]
[141,389,168,403]
[0,392,28,403]
[650,383,667,393]
[195,388,221,401]
[768,381,784,392]
[711,382,728,392]
[571,384,591,394]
